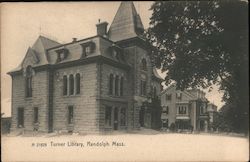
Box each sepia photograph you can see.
[1,1,249,162]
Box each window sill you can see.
[108,95,124,98]
[62,94,81,98]
[25,97,32,101]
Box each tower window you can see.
[109,74,114,95]
[141,59,147,71]
[120,77,124,96]
[140,80,147,96]
[115,75,119,96]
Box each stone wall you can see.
[53,63,99,134]
[11,70,49,132]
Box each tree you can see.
[146,1,248,133]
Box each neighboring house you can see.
[161,84,210,132]
[7,2,162,134]
[207,103,218,129]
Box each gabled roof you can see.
[32,35,61,65]
[108,1,144,42]
[8,35,61,73]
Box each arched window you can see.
[69,74,74,95]
[109,74,114,95]
[76,73,80,94]
[25,66,33,97]
[115,75,119,96]
[63,75,67,95]
[141,58,147,71]
[120,77,124,96]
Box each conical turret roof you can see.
[108,2,144,42]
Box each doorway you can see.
[139,107,145,127]
[114,107,118,130]
[17,108,24,128]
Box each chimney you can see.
[72,38,77,42]
[96,21,108,36]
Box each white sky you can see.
[1,2,224,117]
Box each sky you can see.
[1,2,224,117]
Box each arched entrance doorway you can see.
[114,107,118,130]
[139,107,145,127]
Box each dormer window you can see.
[56,48,69,62]
[110,44,124,61]
[59,52,65,60]
[80,41,95,58]
[85,46,91,55]
[112,49,118,59]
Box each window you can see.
[76,73,80,94]
[115,76,119,96]
[81,42,95,58]
[200,104,207,114]
[162,106,169,114]
[85,46,91,55]
[17,107,24,128]
[140,80,147,96]
[153,87,157,98]
[105,106,112,127]
[68,106,74,124]
[120,77,124,96]
[112,49,118,59]
[141,59,147,71]
[176,92,182,100]
[63,75,68,95]
[56,49,68,62]
[166,94,172,101]
[178,106,187,114]
[33,107,38,123]
[25,66,33,97]
[109,74,114,95]
[120,108,126,126]
[69,74,74,95]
